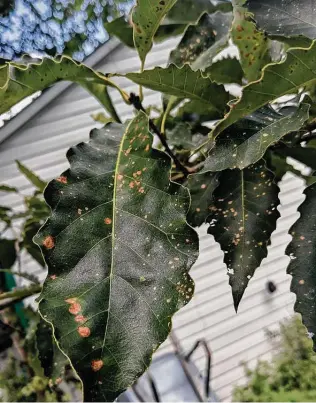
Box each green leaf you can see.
[167,122,205,149]
[205,57,243,84]
[0,184,18,193]
[0,57,121,122]
[169,13,216,67]
[126,64,229,114]
[277,146,316,171]
[34,113,199,401]
[16,161,47,192]
[0,239,16,269]
[177,100,224,122]
[212,41,316,137]
[247,0,316,39]
[91,113,115,125]
[186,172,219,227]
[132,0,178,67]
[267,150,316,185]
[154,23,188,42]
[191,11,233,71]
[207,161,280,309]
[166,0,232,23]
[231,2,269,82]
[36,318,69,383]
[105,16,186,48]
[22,220,46,268]
[105,16,135,48]
[0,206,11,225]
[204,103,310,171]
[285,182,316,350]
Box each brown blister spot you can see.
[75,315,86,323]
[56,176,67,184]
[91,359,104,372]
[104,217,112,225]
[69,302,81,315]
[78,326,91,337]
[43,236,55,249]
[236,25,243,32]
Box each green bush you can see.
[233,316,316,402]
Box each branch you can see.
[0,284,42,302]
[129,93,189,176]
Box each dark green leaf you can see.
[247,0,316,39]
[204,103,310,171]
[186,172,219,227]
[167,122,205,149]
[166,0,232,23]
[177,100,223,122]
[0,239,16,269]
[277,146,316,171]
[267,150,316,185]
[205,57,243,84]
[16,161,47,192]
[285,182,316,351]
[207,161,280,309]
[105,16,135,48]
[127,64,229,114]
[212,41,316,137]
[132,0,178,67]
[22,220,46,268]
[0,57,120,122]
[34,113,199,401]
[36,318,69,383]
[0,185,18,193]
[0,206,11,225]
[169,13,216,67]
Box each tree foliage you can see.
[2,0,316,401]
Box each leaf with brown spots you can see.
[169,13,216,67]
[131,0,178,67]
[286,182,316,351]
[190,11,233,72]
[203,103,310,172]
[231,1,270,82]
[35,112,198,402]
[207,160,280,310]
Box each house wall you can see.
[0,37,304,401]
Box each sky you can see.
[0,0,131,61]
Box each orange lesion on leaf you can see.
[65,299,82,315]
[91,359,104,372]
[75,315,87,323]
[50,274,57,280]
[104,218,112,225]
[77,326,91,337]
[43,236,55,249]
[56,176,68,184]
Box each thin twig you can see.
[129,93,189,176]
